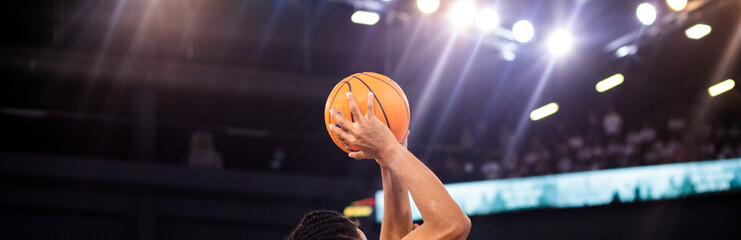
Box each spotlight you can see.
[417,0,440,14]
[475,8,500,32]
[449,1,475,27]
[615,45,637,58]
[708,79,735,97]
[501,50,516,61]
[685,24,711,39]
[351,11,380,25]
[512,20,535,43]
[666,0,687,11]
[530,103,559,121]
[547,30,573,57]
[501,43,517,61]
[596,74,624,93]
[636,3,657,26]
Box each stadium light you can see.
[615,45,637,58]
[530,103,559,121]
[501,43,517,61]
[501,50,516,61]
[476,8,500,32]
[512,20,535,43]
[547,30,573,57]
[666,0,687,11]
[596,74,625,93]
[636,3,657,26]
[351,11,380,25]
[685,24,711,39]
[417,0,440,14]
[449,1,475,27]
[708,79,735,97]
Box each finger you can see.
[330,109,357,133]
[346,92,365,123]
[329,122,354,142]
[366,92,375,118]
[413,223,420,230]
[349,151,373,160]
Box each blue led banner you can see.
[375,158,741,223]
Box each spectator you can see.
[602,107,623,138]
[667,115,687,138]
[187,131,223,169]
[639,121,657,145]
[568,133,585,150]
[442,154,463,183]
[481,157,503,180]
[270,147,287,171]
[556,148,573,173]
[587,110,601,144]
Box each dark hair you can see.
[286,210,361,240]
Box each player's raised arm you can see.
[329,92,471,240]
[379,131,413,240]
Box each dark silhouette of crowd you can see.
[423,110,741,183]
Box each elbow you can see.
[459,215,472,238]
[445,216,471,240]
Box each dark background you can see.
[1,0,740,239]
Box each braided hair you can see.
[286,210,362,240]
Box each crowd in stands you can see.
[424,110,741,183]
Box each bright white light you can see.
[666,0,687,11]
[708,79,735,97]
[417,0,440,14]
[351,11,380,25]
[596,74,625,93]
[636,3,657,26]
[449,1,475,27]
[512,20,534,43]
[501,50,516,61]
[547,30,573,56]
[615,45,637,58]
[501,43,517,61]
[530,103,559,121]
[476,8,500,32]
[685,24,712,39]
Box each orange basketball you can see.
[324,72,410,153]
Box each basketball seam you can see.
[352,76,391,130]
[346,81,354,123]
[359,73,410,123]
[327,80,347,150]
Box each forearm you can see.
[380,166,413,240]
[381,146,471,238]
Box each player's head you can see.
[286,209,366,240]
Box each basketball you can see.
[324,72,410,153]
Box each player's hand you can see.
[329,92,401,163]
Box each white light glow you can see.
[615,45,637,58]
[547,30,573,57]
[512,20,535,43]
[449,1,475,27]
[666,0,687,11]
[417,0,440,14]
[476,8,500,32]
[351,11,380,25]
[530,103,559,121]
[501,50,516,61]
[708,79,735,97]
[636,3,657,26]
[685,24,712,39]
[596,74,625,93]
[501,43,517,61]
